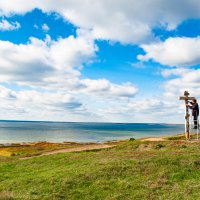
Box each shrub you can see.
[155,144,165,149]
[181,145,187,148]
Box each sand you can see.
[140,137,166,141]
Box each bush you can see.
[181,145,187,148]
[167,136,184,140]
[155,144,165,149]
[129,138,135,141]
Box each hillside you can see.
[1,136,200,199]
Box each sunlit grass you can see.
[1,137,200,199]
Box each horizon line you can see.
[0,119,184,125]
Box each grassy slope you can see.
[1,138,200,199]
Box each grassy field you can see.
[1,136,200,199]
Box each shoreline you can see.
[0,132,186,147]
[3,133,199,158]
[0,132,187,147]
[0,139,123,147]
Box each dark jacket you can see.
[189,102,199,116]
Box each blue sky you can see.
[0,1,200,123]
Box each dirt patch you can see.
[0,191,13,200]
[19,144,115,160]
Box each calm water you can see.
[0,121,185,144]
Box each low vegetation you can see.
[1,135,200,199]
[0,142,87,157]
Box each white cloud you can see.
[0,85,88,121]
[0,65,184,123]
[97,96,184,123]
[2,1,198,122]
[0,19,20,31]
[136,35,200,123]
[138,37,200,67]
[42,23,49,32]
[0,32,138,97]
[0,33,97,83]
[0,32,139,121]
[1,0,200,43]
[162,68,200,98]
[137,36,200,122]
[79,79,137,98]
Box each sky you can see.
[0,0,200,123]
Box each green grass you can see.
[166,133,199,140]
[1,139,200,199]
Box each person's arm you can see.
[187,103,193,109]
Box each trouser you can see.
[193,114,199,128]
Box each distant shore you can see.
[0,132,187,147]
[0,133,189,157]
[0,139,123,147]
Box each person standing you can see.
[188,99,199,129]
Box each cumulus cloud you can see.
[0,33,97,83]
[161,68,200,98]
[138,36,200,112]
[0,85,89,121]
[1,0,200,43]
[0,31,138,98]
[97,96,184,123]
[0,82,138,122]
[138,37,200,67]
[20,91,83,111]
[0,31,139,121]
[2,0,196,122]
[0,19,20,31]
[0,39,53,82]
[136,35,200,123]
[79,79,137,98]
